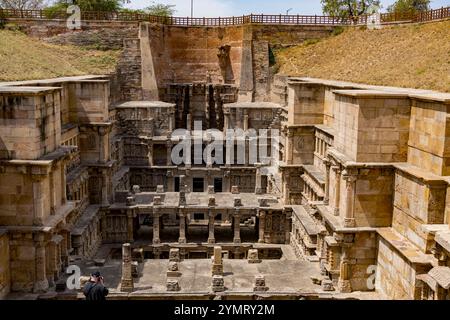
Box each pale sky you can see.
[125,0,450,17]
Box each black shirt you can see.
[83,282,109,301]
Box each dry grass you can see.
[276,20,450,92]
[0,30,120,81]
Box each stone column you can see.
[315,137,319,153]
[120,243,134,292]
[186,114,192,131]
[332,166,341,216]
[337,246,352,293]
[243,114,249,131]
[211,246,223,276]
[233,210,241,244]
[285,130,293,165]
[342,171,356,228]
[101,173,109,206]
[153,209,161,244]
[285,210,292,244]
[148,141,154,166]
[98,126,108,164]
[166,141,172,166]
[178,210,186,244]
[255,163,263,194]
[32,176,45,225]
[61,163,67,204]
[127,210,134,243]
[324,159,331,205]
[208,210,215,244]
[169,109,175,132]
[33,237,49,293]
[224,112,230,130]
[258,210,266,243]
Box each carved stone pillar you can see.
[169,109,175,132]
[32,174,45,225]
[342,171,356,228]
[148,141,154,166]
[332,166,341,216]
[127,210,134,243]
[337,246,352,293]
[120,243,134,292]
[33,236,49,293]
[166,141,172,166]
[224,112,230,130]
[233,210,241,244]
[101,172,109,206]
[255,163,263,194]
[208,210,215,244]
[153,209,160,244]
[244,114,249,131]
[285,210,292,244]
[98,126,108,164]
[178,210,186,244]
[324,159,331,205]
[286,130,293,165]
[258,211,266,243]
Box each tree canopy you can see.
[145,2,175,16]
[387,0,430,14]
[321,0,381,22]
[0,0,45,10]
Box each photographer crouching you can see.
[83,271,109,301]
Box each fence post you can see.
[315,14,317,24]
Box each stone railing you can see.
[0,6,448,26]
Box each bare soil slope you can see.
[0,30,120,81]
[276,20,450,92]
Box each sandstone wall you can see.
[352,167,394,227]
[392,167,447,252]
[0,90,61,160]
[147,25,244,86]
[0,162,67,226]
[333,94,411,162]
[290,126,315,165]
[348,232,377,291]
[407,99,450,176]
[68,80,110,124]
[287,83,325,125]
[8,233,37,292]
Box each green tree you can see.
[321,0,381,22]
[45,0,125,12]
[145,1,175,16]
[387,0,430,14]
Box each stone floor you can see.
[4,244,383,299]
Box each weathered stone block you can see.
[167,278,180,291]
[169,248,180,262]
[254,275,268,292]
[212,275,224,292]
[248,249,261,263]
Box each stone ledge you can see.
[394,163,448,186]
[291,205,319,236]
[377,227,434,265]
[435,230,450,253]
